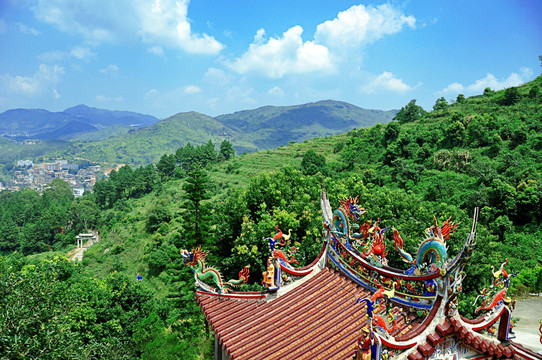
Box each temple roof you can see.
[191,199,542,360]
[197,267,418,360]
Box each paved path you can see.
[512,296,542,353]
[66,239,93,261]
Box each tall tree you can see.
[183,169,210,247]
[301,150,326,176]
[156,154,177,180]
[218,140,235,162]
[181,169,212,248]
[393,99,426,124]
[433,96,448,111]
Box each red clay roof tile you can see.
[196,267,421,360]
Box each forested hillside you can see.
[1,76,541,359]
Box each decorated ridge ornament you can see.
[186,192,542,360]
[181,245,250,293]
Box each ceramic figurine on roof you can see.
[332,195,367,245]
[361,220,389,267]
[473,259,516,314]
[181,246,249,294]
[262,256,276,288]
[330,195,391,266]
[354,326,374,360]
[263,226,299,291]
[393,215,457,273]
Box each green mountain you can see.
[71,111,253,165]
[216,100,397,148]
[0,100,395,166]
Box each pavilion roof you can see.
[196,267,419,360]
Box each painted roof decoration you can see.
[188,192,542,360]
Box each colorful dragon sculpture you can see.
[473,258,516,314]
[360,220,389,266]
[393,216,457,271]
[357,296,409,335]
[332,195,367,244]
[330,195,390,266]
[181,246,250,293]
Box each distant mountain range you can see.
[0,100,397,165]
[0,105,160,140]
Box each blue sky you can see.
[0,0,540,119]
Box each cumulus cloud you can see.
[228,26,333,78]
[438,68,534,95]
[203,67,231,87]
[0,64,64,97]
[147,45,165,57]
[16,22,41,35]
[360,71,413,94]
[99,64,119,77]
[38,46,94,62]
[70,46,94,60]
[315,4,416,48]
[32,0,223,54]
[229,3,414,79]
[182,85,201,94]
[268,86,284,97]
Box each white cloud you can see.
[38,46,94,62]
[32,0,223,54]
[145,89,159,99]
[203,67,231,87]
[360,71,413,94]
[38,50,66,62]
[229,26,333,78]
[16,22,41,35]
[96,95,124,102]
[268,86,284,97]
[0,64,64,97]
[438,68,534,95]
[182,85,201,94]
[228,3,414,79]
[439,82,464,94]
[70,46,94,60]
[147,45,165,57]
[315,4,415,48]
[226,85,256,106]
[99,64,119,77]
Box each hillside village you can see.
[0,159,121,195]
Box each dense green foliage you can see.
[0,76,541,357]
[0,180,90,254]
[0,255,211,359]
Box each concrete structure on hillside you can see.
[76,232,98,249]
